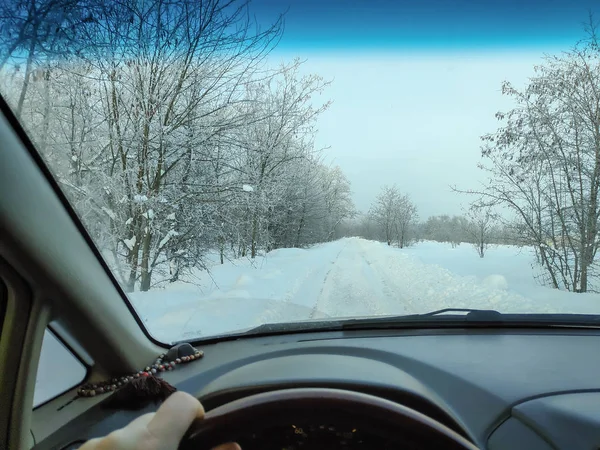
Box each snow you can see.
[101,207,116,220]
[133,194,148,203]
[158,229,179,249]
[242,184,254,192]
[129,238,600,343]
[123,235,136,250]
[481,275,508,291]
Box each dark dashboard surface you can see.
[37,328,600,450]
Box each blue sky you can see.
[253,0,597,217]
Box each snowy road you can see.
[306,238,413,318]
[130,237,600,342]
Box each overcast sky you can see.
[257,0,595,218]
[272,50,547,218]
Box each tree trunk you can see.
[126,228,141,292]
[295,206,306,248]
[139,230,152,291]
[169,261,180,283]
[580,263,588,293]
[579,241,592,292]
[15,39,37,119]
[39,70,51,153]
[251,213,258,258]
[538,246,560,289]
[219,236,225,264]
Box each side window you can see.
[33,329,86,408]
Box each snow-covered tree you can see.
[463,206,497,258]
[462,38,600,291]
[369,185,418,247]
[227,61,331,257]
[422,215,469,247]
[0,0,357,292]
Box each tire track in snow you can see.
[312,238,407,318]
[358,239,416,315]
[309,244,346,319]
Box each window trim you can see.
[33,326,89,410]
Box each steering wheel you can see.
[179,388,480,450]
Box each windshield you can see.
[3,0,600,343]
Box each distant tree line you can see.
[340,201,518,258]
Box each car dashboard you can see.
[34,327,600,449]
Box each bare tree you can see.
[229,60,331,257]
[369,185,418,247]
[463,206,496,258]
[4,0,358,293]
[369,185,399,245]
[456,39,600,291]
[393,194,418,248]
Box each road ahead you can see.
[304,238,414,318]
[132,237,545,342]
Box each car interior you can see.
[2,91,600,450]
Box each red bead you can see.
[141,371,150,377]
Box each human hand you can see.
[80,391,240,450]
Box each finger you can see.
[145,391,205,446]
[79,437,103,449]
[123,412,155,430]
[211,444,241,450]
[79,432,129,450]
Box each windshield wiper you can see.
[406,308,504,320]
[338,308,505,329]
[340,309,600,330]
[185,308,600,345]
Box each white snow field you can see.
[129,237,600,343]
